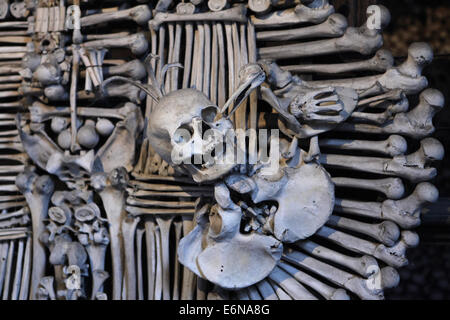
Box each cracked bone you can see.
[319,135,407,157]
[311,42,432,96]
[326,215,400,247]
[295,240,378,278]
[256,13,347,42]
[150,4,247,31]
[80,4,151,27]
[278,261,350,300]
[320,137,444,183]
[338,88,444,139]
[316,226,419,268]
[122,215,140,300]
[283,248,386,299]
[82,33,148,56]
[335,182,438,229]
[332,177,405,200]
[16,167,54,299]
[268,265,317,299]
[91,169,128,300]
[251,0,334,28]
[258,5,389,60]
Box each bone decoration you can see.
[0,0,442,301]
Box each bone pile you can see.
[0,0,444,301]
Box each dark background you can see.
[330,0,450,299]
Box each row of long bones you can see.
[0,0,444,300]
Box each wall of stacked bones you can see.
[0,0,447,300]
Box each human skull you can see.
[147,88,237,183]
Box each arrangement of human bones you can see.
[0,0,444,300]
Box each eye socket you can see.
[173,123,193,144]
[201,106,218,123]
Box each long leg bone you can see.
[81,33,148,56]
[156,216,174,300]
[319,135,407,157]
[295,240,378,278]
[16,168,54,299]
[251,0,334,27]
[335,182,438,229]
[258,5,389,60]
[122,215,140,300]
[91,169,128,300]
[144,218,156,300]
[149,4,247,31]
[268,265,317,300]
[80,5,152,27]
[283,248,385,300]
[19,235,31,299]
[278,261,350,300]
[136,226,145,300]
[338,88,444,139]
[256,13,347,41]
[320,138,444,182]
[326,215,400,247]
[332,177,405,200]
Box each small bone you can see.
[251,0,334,27]
[80,5,151,27]
[320,137,444,182]
[338,88,444,139]
[149,4,247,31]
[283,248,384,300]
[332,177,405,200]
[268,265,317,299]
[326,215,400,247]
[82,33,148,56]
[16,169,54,299]
[319,135,407,157]
[278,261,350,300]
[256,13,347,41]
[258,5,389,60]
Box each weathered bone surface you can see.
[0,0,443,301]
